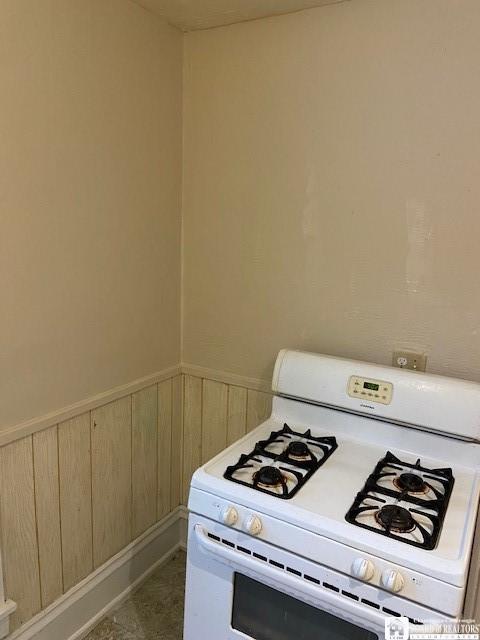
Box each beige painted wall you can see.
[0,0,182,429]
[183,0,480,383]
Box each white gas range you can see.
[184,350,480,640]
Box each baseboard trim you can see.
[181,362,271,393]
[9,506,186,640]
[0,365,181,448]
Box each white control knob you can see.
[244,514,262,536]
[221,506,238,526]
[351,558,375,582]
[381,569,405,593]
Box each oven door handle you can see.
[194,524,387,629]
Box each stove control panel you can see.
[347,376,393,405]
[191,488,463,614]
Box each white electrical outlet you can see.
[392,350,427,372]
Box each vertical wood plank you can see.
[91,397,132,567]
[132,385,158,538]
[170,375,183,508]
[33,426,63,607]
[202,379,228,463]
[227,385,247,445]
[246,390,273,432]
[58,413,93,592]
[157,379,172,519]
[0,437,41,630]
[182,375,202,503]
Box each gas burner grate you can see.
[345,451,454,550]
[223,423,337,499]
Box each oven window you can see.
[232,574,378,640]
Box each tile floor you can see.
[85,550,186,640]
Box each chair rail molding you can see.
[0,365,181,448]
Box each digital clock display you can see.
[363,382,379,391]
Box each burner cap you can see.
[375,504,416,533]
[254,466,285,488]
[286,441,310,458]
[394,472,427,494]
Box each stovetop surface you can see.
[224,423,454,550]
[191,398,480,581]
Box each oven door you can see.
[231,571,378,640]
[184,515,387,640]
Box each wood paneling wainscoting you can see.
[0,374,183,633]
[0,366,272,635]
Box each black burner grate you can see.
[224,423,337,499]
[345,451,454,550]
